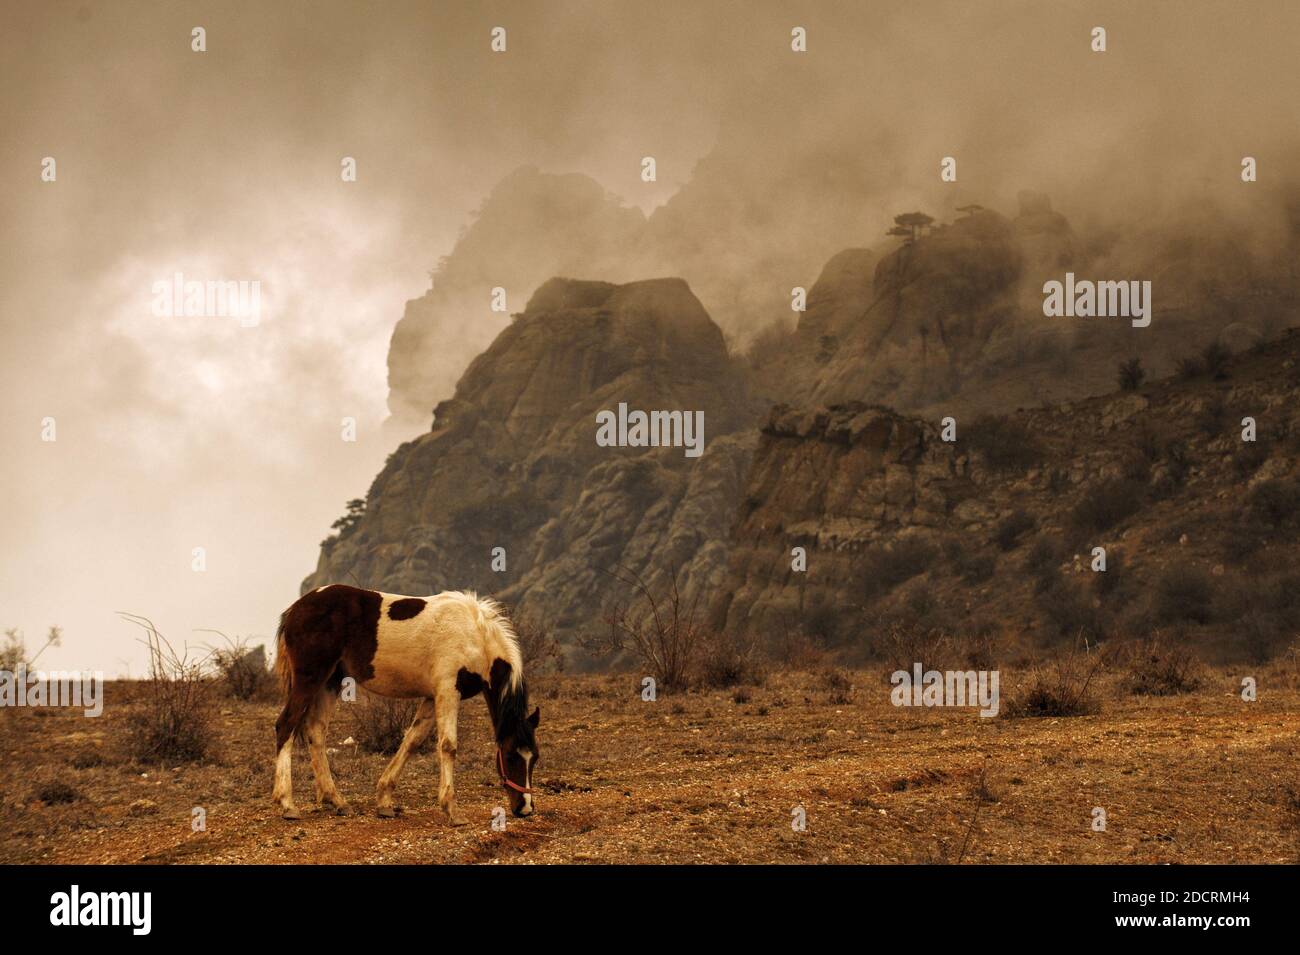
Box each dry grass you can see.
[346,692,422,755]
[2,663,1297,865]
[118,613,216,764]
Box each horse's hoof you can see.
[448,813,469,827]
[376,805,396,819]
[334,804,352,817]
[282,807,301,821]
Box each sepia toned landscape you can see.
[3,2,1299,873]
[3,660,1298,865]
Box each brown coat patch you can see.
[387,597,426,621]
[455,667,485,699]
[274,585,383,749]
[280,585,382,687]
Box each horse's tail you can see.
[274,611,292,700]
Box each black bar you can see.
[2,864,1284,941]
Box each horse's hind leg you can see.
[305,687,348,814]
[375,698,435,818]
[272,683,315,820]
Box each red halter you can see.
[497,746,532,795]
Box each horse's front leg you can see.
[435,693,468,826]
[375,698,435,818]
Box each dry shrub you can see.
[801,596,842,644]
[1247,477,1300,529]
[1023,534,1067,593]
[1117,356,1145,391]
[769,624,830,671]
[1092,548,1125,598]
[36,780,81,804]
[1122,635,1204,696]
[201,631,270,701]
[1003,650,1106,718]
[1153,561,1214,624]
[993,509,1036,552]
[512,614,564,674]
[857,538,938,603]
[694,629,764,689]
[965,414,1044,472]
[120,613,216,764]
[347,691,421,755]
[1201,340,1232,380]
[69,749,107,769]
[873,622,998,677]
[1069,477,1145,537]
[875,622,955,676]
[942,535,994,585]
[581,566,704,689]
[1176,355,1204,379]
[1037,578,1109,642]
[1,625,62,671]
[0,628,27,671]
[822,667,854,705]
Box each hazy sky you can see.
[1,1,1295,673]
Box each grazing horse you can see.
[271,584,540,824]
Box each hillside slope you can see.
[717,330,1300,661]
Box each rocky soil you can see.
[4,668,1297,865]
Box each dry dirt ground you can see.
[3,667,1298,865]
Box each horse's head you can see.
[487,656,542,816]
[496,704,541,816]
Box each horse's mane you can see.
[462,592,522,687]
[494,676,534,745]
[460,592,533,744]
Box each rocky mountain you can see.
[321,186,1299,665]
[715,329,1300,662]
[310,277,761,638]
[386,155,890,430]
[750,191,1298,423]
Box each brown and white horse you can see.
[271,584,540,824]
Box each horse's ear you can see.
[527,706,540,728]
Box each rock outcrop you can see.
[713,330,1300,659]
[711,403,965,638]
[327,184,1300,665]
[310,277,761,647]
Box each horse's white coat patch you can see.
[363,591,522,698]
[518,747,535,814]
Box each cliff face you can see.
[796,209,1026,410]
[386,153,903,429]
[328,184,1300,664]
[714,330,1300,661]
[710,403,963,638]
[309,277,761,641]
[777,192,1298,420]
